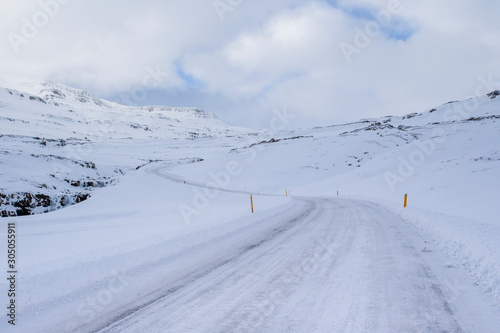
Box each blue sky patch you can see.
[324,0,417,41]
[175,61,206,90]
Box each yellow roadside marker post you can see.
[337,190,339,196]
[404,194,408,208]
[250,195,254,213]
[285,190,288,197]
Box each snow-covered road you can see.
[6,166,500,333]
[91,187,499,332]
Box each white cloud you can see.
[1,0,499,128]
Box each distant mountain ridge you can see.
[0,78,243,140]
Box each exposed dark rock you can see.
[487,90,500,99]
[364,123,395,131]
[467,115,500,122]
[35,194,51,207]
[0,191,92,217]
[31,154,96,169]
[75,193,90,203]
[247,136,311,148]
[16,207,32,216]
[402,113,421,119]
[29,96,47,104]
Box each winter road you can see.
[90,170,500,332]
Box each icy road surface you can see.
[94,194,499,332]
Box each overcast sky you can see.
[1,0,500,128]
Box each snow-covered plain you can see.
[1,79,500,332]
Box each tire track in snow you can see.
[91,198,318,332]
[87,169,498,332]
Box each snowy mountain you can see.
[1,78,500,332]
[0,78,245,140]
[0,78,250,217]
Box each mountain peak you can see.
[0,77,247,140]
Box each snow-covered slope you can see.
[0,78,245,140]
[1,78,500,331]
[0,79,251,217]
[169,90,500,222]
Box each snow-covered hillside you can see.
[0,78,251,217]
[1,78,500,332]
[179,89,500,224]
[0,78,244,140]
